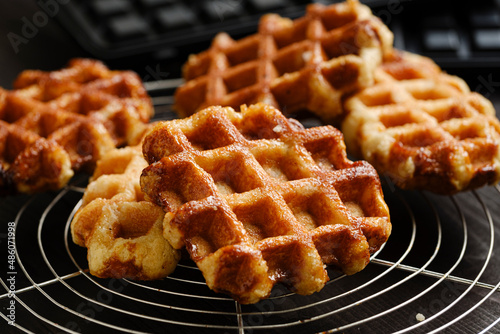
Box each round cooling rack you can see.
[1,81,500,334]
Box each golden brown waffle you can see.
[174,0,393,124]
[342,50,500,194]
[0,58,153,195]
[140,103,391,304]
[71,143,180,280]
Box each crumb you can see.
[302,50,312,62]
[273,125,283,133]
[416,313,425,322]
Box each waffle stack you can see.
[71,143,180,280]
[174,0,393,124]
[140,103,391,304]
[0,58,153,194]
[342,50,500,194]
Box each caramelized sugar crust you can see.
[175,0,393,124]
[0,58,153,194]
[141,103,391,304]
[71,143,180,280]
[342,50,500,194]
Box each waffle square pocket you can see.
[342,50,500,194]
[174,0,393,124]
[0,58,153,194]
[71,144,180,280]
[141,103,391,304]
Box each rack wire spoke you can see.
[426,190,499,334]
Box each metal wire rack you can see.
[1,79,500,334]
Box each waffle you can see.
[174,0,393,124]
[71,143,180,280]
[342,50,500,194]
[140,103,391,304]
[0,58,153,195]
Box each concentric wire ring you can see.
[1,83,499,333]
